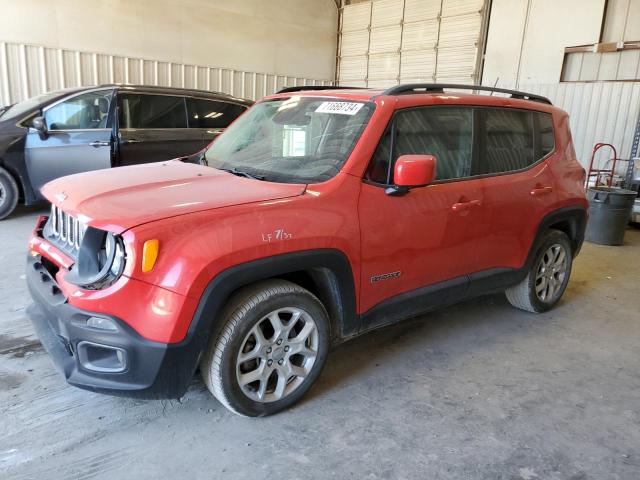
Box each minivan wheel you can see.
[505,229,573,313]
[201,280,330,417]
[0,167,19,220]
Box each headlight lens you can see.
[66,229,127,289]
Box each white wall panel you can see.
[368,53,400,80]
[403,0,441,21]
[371,0,404,26]
[523,82,640,167]
[402,20,439,50]
[339,0,489,87]
[369,25,402,54]
[0,41,333,107]
[0,0,337,83]
[400,50,436,82]
[482,0,606,86]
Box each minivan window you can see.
[45,90,113,130]
[1,88,77,121]
[366,107,473,183]
[187,99,246,129]
[118,94,187,129]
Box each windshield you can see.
[0,88,78,121]
[203,97,374,183]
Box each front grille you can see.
[45,204,87,256]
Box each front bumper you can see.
[26,254,198,399]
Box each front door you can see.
[358,106,485,327]
[116,93,205,166]
[25,89,114,198]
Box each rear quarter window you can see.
[474,108,555,176]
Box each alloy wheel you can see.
[535,243,568,303]
[235,307,319,403]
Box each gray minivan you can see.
[0,85,252,219]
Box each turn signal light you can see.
[142,239,159,273]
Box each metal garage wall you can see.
[0,41,334,107]
[523,82,640,166]
[338,0,489,87]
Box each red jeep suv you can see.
[26,84,588,416]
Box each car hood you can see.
[41,160,306,233]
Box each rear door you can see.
[25,89,114,196]
[358,106,485,325]
[471,107,557,273]
[186,97,248,146]
[116,92,203,166]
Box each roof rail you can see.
[381,83,552,105]
[276,85,364,94]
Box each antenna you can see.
[490,77,499,96]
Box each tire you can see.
[0,167,19,220]
[201,279,330,417]
[505,229,573,313]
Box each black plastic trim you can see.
[26,254,195,398]
[276,86,364,94]
[186,249,359,342]
[381,83,552,105]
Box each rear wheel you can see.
[505,229,573,313]
[0,167,19,220]
[201,280,330,417]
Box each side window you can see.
[536,112,555,158]
[475,108,535,175]
[45,90,113,130]
[118,94,187,129]
[187,99,246,129]
[365,107,473,183]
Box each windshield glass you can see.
[203,97,374,183]
[0,89,77,121]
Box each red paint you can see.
[29,88,587,344]
[394,155,437,186]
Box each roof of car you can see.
[267,84,554,110]
[102,84,253,105]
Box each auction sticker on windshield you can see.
[315,101,364,115]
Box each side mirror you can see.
[31,116,48,140]
[385,154,437,196]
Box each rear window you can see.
[187,98,246,129]
[474,108,555,176]
[118,94,187,129]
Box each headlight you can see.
[66,228,127,290]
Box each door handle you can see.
[530,186,553,196]
[89,141,110,148]
[122,139,141,145]
[451,199,481,212]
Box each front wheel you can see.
[0,167,19,220]
[505,229,573,313]
[201,280,330,417]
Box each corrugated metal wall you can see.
[0,41,334,107]
[522,82,640,167]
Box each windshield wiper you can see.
[220,168,265,181]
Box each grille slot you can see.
[47,204,87,254]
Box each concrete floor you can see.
[1,206,639,480]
